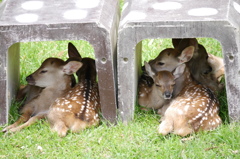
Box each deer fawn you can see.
[158,63,222,137]
[172,38,223,92]
[47,43,100,137]
[15,45,79,109]
[138,62,176,110]
[2,58,82,133]
[138,46,194,109]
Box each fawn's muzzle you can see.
[163,92,172,99]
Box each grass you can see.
[0,38,238,158]
[0,0,238,155]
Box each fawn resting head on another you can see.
[47,43,100,137]
[138,46,194,110]
[172,38,224,93]
[2,58,82,133]
[138,61,185,110]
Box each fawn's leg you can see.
[2,107,33,132]
[51,121,69,137]
[7,113,46,133]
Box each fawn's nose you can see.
[164,92,172,99]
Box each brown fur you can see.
[2,58,82,133]
[15,43,80,109]
[207,53,225,88]
[172,38,223,93]
[16,85,43,110]
[47,43,100,137]
[138,62,175,110]
[158,64,222,137]
[138,46,194,110]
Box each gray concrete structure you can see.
[118,0,240,123]
[0,0,119,125]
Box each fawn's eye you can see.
[157,62,164,66]
[156,84,162,87]
[40,70,47,74]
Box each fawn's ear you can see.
[178,46,194,64]
[145,61,155,78]
[63,61,83,75]
[172,64,186,80]
[68,42,82,60]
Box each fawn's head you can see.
[145,62,176,99]
[149,46,194,72]
[172,38,212,77]
[26,58,82,88]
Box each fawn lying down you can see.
[15,46,78,109]
[2,58,82,133]
[138,46,194,109]
[138,62,176,110]
[158,64,222,137]
[47,43,100,137]
[172,38,224,92]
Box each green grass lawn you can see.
[1,0,239,158]
[0,38,239,158]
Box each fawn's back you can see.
[158,64,222,137]
[47,43,100,137]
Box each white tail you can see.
[47,43,100,137]
[2,58,82,133]
[158,64,222,137]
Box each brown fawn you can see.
[138,62,175,110]
[172,38,225,83]
[2,58,82,133]
[158,63,222,137]
[47,43,100,137]
[172,38,223,92]
[15,45,79,109]
[138,46,194,109]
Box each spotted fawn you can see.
[138,46,194,109]
[158,64,222,137]
[2,58,82,133]
[47,43,100,137]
